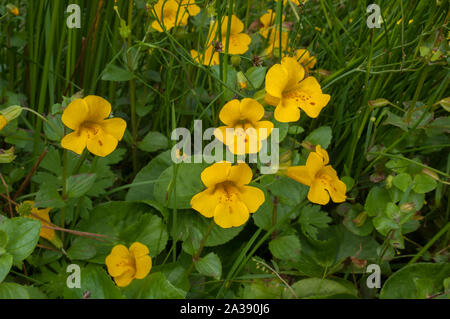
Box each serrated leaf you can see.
[298,205,332,239]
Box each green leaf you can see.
[269,235,301,261]
[0,217,40,265]
[438,97,450,112]
[66,173,97,198]
[298,205,332,239]
[341,176,355,191]
[242,280,284,298]
[0,230,7,248]
[67,202,168,262]
[380,263,450,299]
[0,253,13,283]
[101,64,135,81]
[63,265,122,299]
[0,282,30,299]
[245,66,267,89]
[342,204,373,237]
[304,126,332,149]
[35,182,66,208]
[123,272,186,299]
[287,278,358,299]
[43,114,64,141]
[364,186,390,217]
[195,252,222,279]
[413,173,437,194]
[393,173,412,192]
[137,131,169,153]
[126,151,172,201]
[154,162,208,209]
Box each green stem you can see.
[408,222,449,265]
[128,0,138,175]
[186,219,215,277]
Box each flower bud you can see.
[6,4,19,16]
[231,56,241,68]
[0,105,22,130]
[0,147,16,163]
[385,175,393,189]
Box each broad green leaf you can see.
[342,204,373,237]
[35,182,66,208]
[341,176,355,191]
[0,217,40,265]
[195,252,222,279]
[393,173,412,192]
[287,278,358,299]
[126,151,172,201]
[304,126,332,149]
[380,263,450,299]
[245,66,267,89]
[0,253,13,283]
[413,173,437,194]
[123,272,186,299]
[0,230,7,248]
[364,186,390,217]
[154,162,208,209]
[63,265,122,299]
[101,64,135,81]
[242,280,284,298]
[0,282,30,299]
[66,173,97,198]
[269,235,301,261]
[137,131,169,153]
[67,202,168,262]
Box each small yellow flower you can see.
[191,162,265,228]
[286,145,346,205]
[259,9,284,39]
[106,242,152,287]
[18,201,55,241]
[294,49,317,72]
[265,57,330,123]
[214,98,273,155]
[208,15,251,55]
[61,95,127,157]
[314,26,323,32]
[179,0,200,17]
[7,4,19,16]
[190,44,220,66]
[151,0,188,32]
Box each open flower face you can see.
[190,162,265,228]
[265,57,330,123]
[208,15,251,55]
[105,242,152,287]
[19,201,55,241]
[61,95,126,157]
[286,145,346,205]
[214,98,274,155]
[152,0,188,32]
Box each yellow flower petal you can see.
[129,242,150,258]
[286,165,313,186]
[308,179,330,205]
[84,95,111,121]
[101,118,127,141]
[106,255,128,278]
[61,130,88,155]
[190,188,219,218]
[305,151,325,177]
[281,57,305,91]
[61,99,89,130]
[86,130,118,157]
[134,255,152,279]
[228,163,253,186]
[265,64,289,99]
[239,98,265,124]
[237,186,265,213]
[227,33,251,55]
[315,145,329,165]
[200,162,232,188]
[221,15,244,35]
[320,166,347,203]
[264,93,281,107]
[219,99,241,126]
[114,268,136,287]
[213,200,249,228]
[274,99,300,123]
